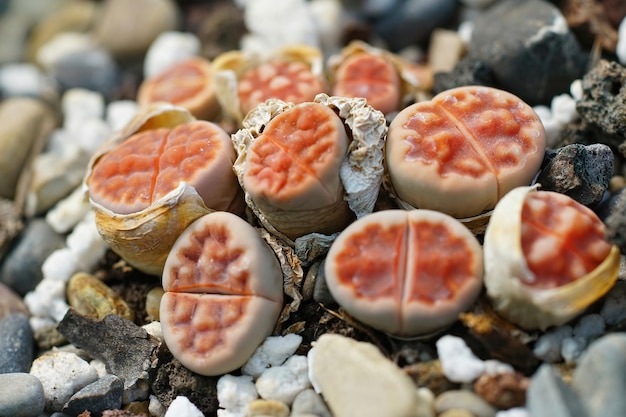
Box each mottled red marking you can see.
[332,53,400,114]
[521,191,611,288]
[333,217,477,305]
[238,61,326,114]
[169,223,250,294]
[403,104,489,179]
[147,61,205,104]
[167,293,249,354]
[334,223,405,300]
[399,87,541,179]
[89,121,223,213]
[244,103,343,202]
[406,221,476,304]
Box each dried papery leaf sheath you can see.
[242,101,353,239]
[160,211,283,376]
[137,57,220,121]
[83,105,243,275]
[484,186,620,330]
[386,86,546,219]
[331,52,401,114]
[325,209,484,337]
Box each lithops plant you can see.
[212,44,327,123]
[327,40,425,115]
[160,211,283,376]
[385,85,546,232]
[137,56,220,121]
[483,186,620,330]
[232,94,387,259]
[324,209,484,338]
[83,103,244,276]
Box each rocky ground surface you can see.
[2,0,626,416]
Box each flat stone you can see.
[527,364,588,417]
[434,390,496,417]
[291,389,332,417]
[0,218,65,296]
[30,350,99,412]
[536,143,613,208]
[308,333,427,417]
[93,0,179,59]
[469,0,587,105]
[0,373,45,417]
[0,313,33,373]
[373,0,457,51]
[56,309,160,403]
[572,333,626,417]
[62,373,123,415]
[0,282,29,320]
[0,97,57,201]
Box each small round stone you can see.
[66,272,134,322]
[145,286,164,322]
[0,313,34,373]
[0,373,45,417]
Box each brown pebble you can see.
[0,282,29,320]
[403,359,460,396]
[473,372,529,409]
[123,399,151,415]
[66,272,134,322]
[248,399,289,417]
[439,409,476,417]
[145,286,164,321]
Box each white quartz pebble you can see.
[144,31,201,78]
[30,351,99,412]
[46,186,93,234]
[150,394,167,417]
[436,335,485,383]
[617,17,626,65]
[242,333,303,378]
[496,407,530,417]
[256,355,311,404]
[0,63,56,98]
[164,396,204,417]
[107,100,138,132]
[217,374,258,416]
[62,89,105,131]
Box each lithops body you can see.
[160,211,283,376]
[232,94,387,252]
[213,45,327,123]
[84,104,244,275]
[325,209,484,338]
[484,186,620,330]
[328,41,428,116]
[386,86,546,223]
[137,56,220,121]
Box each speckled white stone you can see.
[30,351,99,412]
[256,355,311,404]
[143,31,201,78]
[617,16,626,65]
[164,396,204,417]
[242,334,303,378]
[106,100,138,132]
[149,394,167,417]
[217,374,258,416]
[436,335,485,383]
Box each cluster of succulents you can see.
[82,41,619,376]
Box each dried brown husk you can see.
[483,185,620,330]
[83,104,211,276]
[212,44,326,124]
[232,94,387,265]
